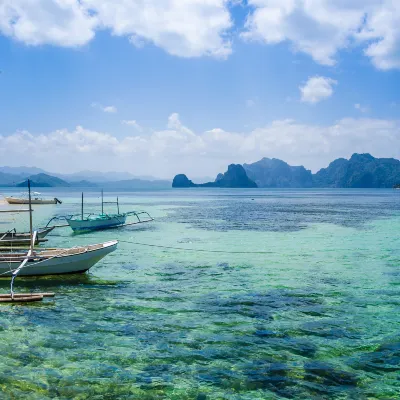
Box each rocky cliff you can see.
[172,165,257,188]
[243,158,313,188]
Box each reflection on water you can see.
[0,188,399,399]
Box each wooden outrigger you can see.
[0,293,55,303]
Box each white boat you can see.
[0,240,118,276]
[5,192,61,205]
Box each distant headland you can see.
[173,164,257,188]
[173,153,400,189]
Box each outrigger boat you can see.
[0,227,54,240]
[46,191,153,233]
[0,181,118,278]
[0,227,54,248]
[4,192,62,205]
[0,239,118,276]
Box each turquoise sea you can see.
[0,188,400,399]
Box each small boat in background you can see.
[4,192,62,205]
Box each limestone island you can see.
[172,164,257,188]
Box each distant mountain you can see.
[17,173,71,188]
[173,164,257,188]
[243,158,313,188]
[0,166,47,177]
[57,170,161,182]
[3,154,400,189]
[312,158,349,187]
[102,179,171,189]
[0,172,23,186]
[70,180,98,188]
[0,166,162,183]
[313,153,400,188]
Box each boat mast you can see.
[117,196,119,214]
[81,192,84,220]
[101,189,104,214]
[28,179,34,252]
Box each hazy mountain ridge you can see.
[17,173,71,187]
[0,169,171,189]
[0,166,162,184]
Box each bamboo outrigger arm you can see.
[125,211,154,223]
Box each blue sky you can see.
[1,1,400,178]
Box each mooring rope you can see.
[82,237,272,254]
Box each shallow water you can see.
[0,188,400,399]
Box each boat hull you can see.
[0,227,54,240]
[0,240,117,276]
[5,197,59,205]
[0,238,47,247]
[0,227,54,247]
[67,215,127,232]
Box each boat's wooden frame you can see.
[0,292,55,302]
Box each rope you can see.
[82,237,272,254]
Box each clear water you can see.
[0,188,400,399]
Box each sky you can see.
[0,0,400,179]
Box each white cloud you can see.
[121,120,142,131]
[1,1,400,68]
[300,76,337,104]
[242,0,400,69]
[91,102,117,113]
[1,113,400,178]
[0,0,97,47]
[2,1,400,67]
[0,0,233,58]
[103,106,117,113]
[246,99,256,108]
[354,103,369,113]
